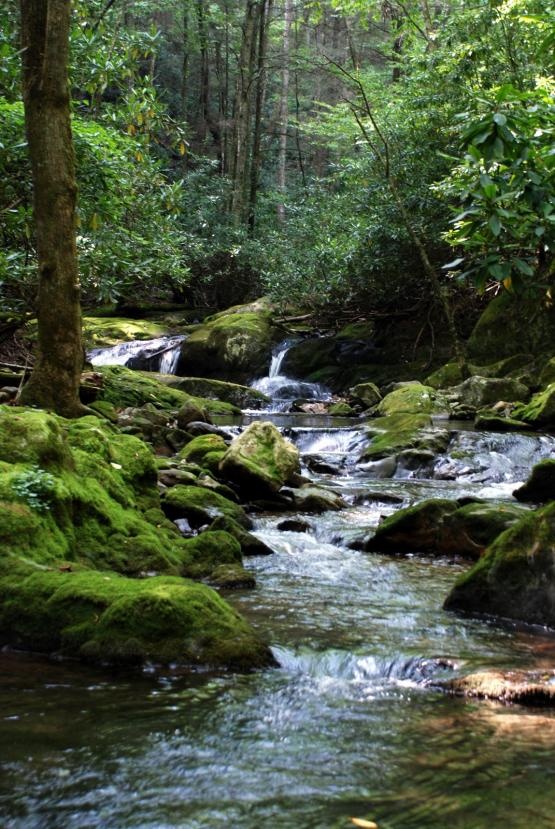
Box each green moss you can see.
[0,406,71,469]
[219,421,300,495]
[328,402,356,416]
[0,568,272,668]
[376,383,449,416]
[181,530,242,578]
[425,362,465,389]
[366,499,457,554]
[444,503,555,627]
[162,484,251,528]
[513,383,555,429]
[97,365,191,410]
[159,376,270,409]
[178,434,228,466]
[360,413,431,460]
[82,317,170,348]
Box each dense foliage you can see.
[0,0,553,316]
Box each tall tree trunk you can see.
[276,0,292,222]
[195,0,210,143]
[180,0,190,121]
[248,0,272,231]
[19,0,87,418]
[230,0,259,224]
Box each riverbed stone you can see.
[209,516,274,556]
[178,434,229,475]
[175,299,278,382]
[513,459,555,504]
[359,413,432,461]
[376,383,450,417]
[160,376,271,410]
[219,421,300,496]
[447,376,530,409]
[161,484,252,529]
[280,484,346,513]
[365,498,526,558]
[0,568,272,669]
[444,502,555,627]
[350,381,382,408]
[177,401,211,430]
[442,669,555,707]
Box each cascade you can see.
[88,334,186,373]
[250,339,332,411]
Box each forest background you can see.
[0,0,553,329]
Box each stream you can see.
[2,343,555,829]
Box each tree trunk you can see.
[19,0,87,417]
[248,0,272,230]
[276,0,292,222]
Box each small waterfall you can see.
[89,334,186,374]
[251,339,332,411]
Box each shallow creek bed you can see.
[1,412,555,829]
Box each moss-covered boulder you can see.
[350,382,382,409]
[0,568,272,669]
[176,300,279,382]
[209,516,274,556]
[444,502,555,627]
[280,484,346,513]
[160,376,270,410]
[161,484,252,528]
[365,498,526,558]
[513,459,555,504]
[178,434,228,475]
[467,292,555,365]
[219,421,300,495]
[376,383,450,417]
[359,413,432,461]
[83,317,171,348]
[447,376,530,409]
[513,383,555,429]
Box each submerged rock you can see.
[513,459,555,504]
[444,502,555,627]
[443,669,555,707]
[219,421,300,496]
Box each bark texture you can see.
[19,0,86,417]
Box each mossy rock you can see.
[161,484,252,529]
[359,413,432,461]
[474,411,531,432]
[0,568,272,669]
[181,530,242,578]
[444,502,555,628]
[513,459,555,504]
[208,564,257,590]
[209,516,274,556]
[0,407,71,469]
[280,484,346,513]
[327,402,357,417]
[376,383,450,417]
[365,498,526,558]
[425,362,465,390]
[512,383,555,429]
[160,376,270,410]
[83,317,171,348]
[176,300,279,382]
[447,376,530,409]
[97,365,240,416]
[350,381,382,408]
[178,434,228,466]
[219,421,300,496]
[467,291,555,365]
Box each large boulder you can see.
[359,413,436,463]
[467,291,555,365]
[0,568,272,669]
[365,498,527,558]
[161,484,252,528]
[219,421,300,495]
[175,300,279,382]
[0,406,272,669]
[160,376,270,409]
[513,383,555,429]
[444,502,555,627]
[376,383,450,416]
[447,375,530,409]
[513,459,555,504]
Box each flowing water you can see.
[2,350,555,828]
[250,340,332,411]
[89,335,186,374]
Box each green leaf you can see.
[493,113,507,126]
[488,214,501,236]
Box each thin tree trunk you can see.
[248,0,272,231]
[19,0,87,417]
[181,0,190,121]
[196,0,210,143]
[276,0,292,222]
